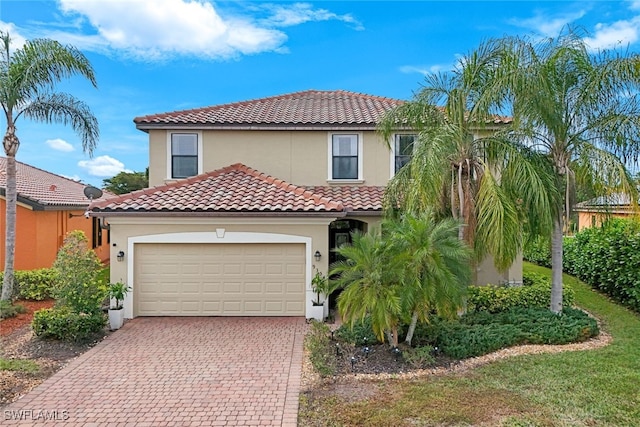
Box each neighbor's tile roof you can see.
[91,163,345,214]
[305,186,385,212]
[0,157,111,209]
[134,90,406,128]
[575,193,634,207]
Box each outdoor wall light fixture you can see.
[314,250,321,261]
[117,251,125,262]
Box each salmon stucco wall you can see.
[577,210,635,231]
[0,200,110,271]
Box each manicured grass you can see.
[0,358,39,373]
[299,263,640,426]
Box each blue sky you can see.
[1,0,639,187]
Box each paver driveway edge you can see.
[3,317,307,426]
[282,320,306,426]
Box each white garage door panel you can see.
[135,243,305,316]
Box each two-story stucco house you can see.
[91,90,519,320]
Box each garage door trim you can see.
[124,231,313,319]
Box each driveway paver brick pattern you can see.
[2,317,306,426]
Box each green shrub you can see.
[415,307,598,359]
[562,219,640,311]
[334,316,380,345]
[304,321,337,377]
[0,269,59,300]
[523,235,552,268]
[17,269,59,300]
[52,231,106,314]
[402,345,436,368]
[0,300,26,319]
[32,307,105,342]
[468,272,575,313]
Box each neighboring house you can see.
[574,193,638,231]
[0,157,111,270]
[91,90,518,320]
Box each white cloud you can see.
[260,3,364,30]
[62,174,81,182]
[399,64,448,76]
[46,138,75,152]
[78,155,131,177]
[0,21,28,49]
[56,0,287,60]
[584,17,640,50]
[630,1,640,11]
[9,0,363,61]
[508,10,587,37]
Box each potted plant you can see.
[309,269,330,321]
[107,281,130,330]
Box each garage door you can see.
[134,243,306,316]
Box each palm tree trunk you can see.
[457,165,464,240]
[404,311,419,346]
[550,210,563,314]
[386,327,399,347]
[1,154,17,301]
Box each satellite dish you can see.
[84,186,103,200]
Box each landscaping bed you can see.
[0,300,109,406]
[298,265,639,426]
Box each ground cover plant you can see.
[299,263,639,426]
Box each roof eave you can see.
[90,210,347,218]
[135,123,379,132]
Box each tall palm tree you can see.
[0,31,99,301]
[386,212,472,346]
[499,28,640,313]
[379,41,556,275]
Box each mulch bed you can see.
[0,299,55,337]
[0,300,110,406]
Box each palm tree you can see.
[386,212,472,346]
[0,31,99,301]
[498,28,640,313]
[379,41,556,275]
[330,230,405,346]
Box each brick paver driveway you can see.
[3,317,306,426]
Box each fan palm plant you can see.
[497,28,640,312]
[379,40,556,276]
[0,31,98,301]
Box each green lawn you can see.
[299,263,640,426]
[0,358,39,373]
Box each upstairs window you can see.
[332,134,359,180]
[171,133,198,178]
[394,134,416,174]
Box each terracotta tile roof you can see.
[91,163,344,214]
[134,89,513,130]
[0,157,112,209]
[134,90,406,129]
[305,186,385,212]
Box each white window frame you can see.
[327,132,364,183]
[166,131,203,179]
[389,133,417,178]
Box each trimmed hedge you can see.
[414,307,598,359]
[467,272,575,313]
[32,307,106,342]
[563,219,640,311]
[0,269,59,300]
[523,235,552,268]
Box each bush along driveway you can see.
[299,263,640,426]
